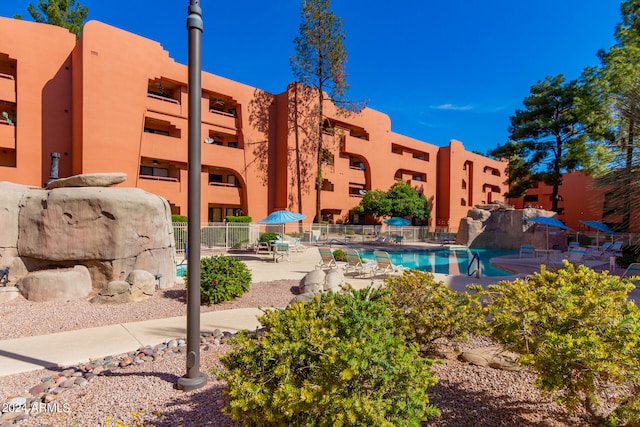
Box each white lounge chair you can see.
[316,247,346,269]
[372,250,405,276]
[343,248,376,277]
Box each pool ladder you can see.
[467,251,481,278]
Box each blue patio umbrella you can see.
[258,210,306,224]
[527,216,574,248]
[383,217,411,226]
[579,220,617,243]
[579,220,617,235]
[258,210,306,236]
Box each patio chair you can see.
[622,263,640,284]
[282,235,307,252]
[255,240,271,254]
[519,245,535,258]
[343,248,376,277]
[273,241,291,263]
[372,250,405,277]
[553,246,587,266]
[316,247,346,269]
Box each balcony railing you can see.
[139,174,179,182]
[147,92,180,104]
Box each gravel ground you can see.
[0,279,592,427]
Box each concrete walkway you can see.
[2,244,635,376]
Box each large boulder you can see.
[19,265,92,302]
[456,207,568,251]
[0,178,177,292]
[46,172,127,189]
[90,269,157,304]
[0,183,32,281]
[17,186,175,288]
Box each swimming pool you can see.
[359,247,517,277]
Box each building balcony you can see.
[202,144,245,172]
[140,132,186,162]
[137,175,181,196]
[0,121,15,149]
[0,73,16,104]
[204,182,242,205]
[203,108,238,131]
[146,93,183,116]
[340,134,370,157]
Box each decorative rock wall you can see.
[0,178,176,298]
[456,207,569,251]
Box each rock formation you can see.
[456,206,569,251]
[0,175,176,301]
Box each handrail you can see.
[328,239,355,249]
[467,251,481,278]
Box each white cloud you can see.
[431,103,474,111]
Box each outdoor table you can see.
[535,249,560,265]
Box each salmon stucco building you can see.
[0,18,509,229]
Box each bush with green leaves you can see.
[218,288,440,426]
[385,270,485,353]
[258,232,279,244]
[186,255,252,305]
[332,248,346,261]
[226,215,252,223]
[171,214,188,223]
[472,261,640,425]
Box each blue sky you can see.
[2,1,623,154]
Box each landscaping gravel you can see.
[0,279,592,426]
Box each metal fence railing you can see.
[172,222,448,253]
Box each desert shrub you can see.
[385,270,485,353]
[218,288,440,426]
[332,248,346,261]
[171,214,188,223]
[186,255,252,305]
[226,216,252,223]
[472,261,640,425]
[259,232,279,244]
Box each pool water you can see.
[176,264,187,277]
[359,247,517,277]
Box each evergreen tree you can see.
[581,0,640,232]
[490,75,593,212]
[290,0,364,223]
[15,0,88,38]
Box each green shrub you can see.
[332,248,346,261]
[385,270,485,353]
[473,261,640,425]
[218,288,440,426]
[226,216,252,223]
[186,255,252,305]
[171,214,188,223]
[259,231,279,244]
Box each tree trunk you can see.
[623,120,634,232]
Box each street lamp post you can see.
[177,0,207,392]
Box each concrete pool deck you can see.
[1,243,637,376]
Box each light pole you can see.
[177,0,207,392]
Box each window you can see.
[140,166,168,177]
[209,173,223,184]
[227,175,237,186]
[227,141,239,148]
[226,208,235,218]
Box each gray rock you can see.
[460,346,522,371]
[289,292,317,305]
[300,269,325,294]
[46,172,127,189]
[19,265,92,302]
[324,269,344,291]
